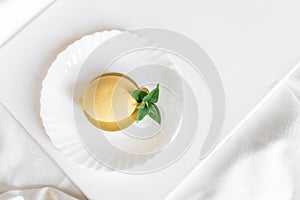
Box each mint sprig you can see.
[131,90,148,103]
[131,84,161,124]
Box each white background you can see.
[0,0,55,47]
[1,0,300,199]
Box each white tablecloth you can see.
[167,66,300,199]
[0,102,85,199]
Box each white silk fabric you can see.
[168,69,300,200]
[0,102,86,200]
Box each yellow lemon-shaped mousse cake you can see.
[78,72,148,131]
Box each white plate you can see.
[40,29,224,173]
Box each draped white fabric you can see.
[0,102,85,200]
[0,187,78,200]
[167,69,300,200]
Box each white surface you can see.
[0,0,55,47]
[167,65,300,200]
[1,0,300,199]
[0,102,84,199]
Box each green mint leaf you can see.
[134,84,161,124]
[145,101,150,108]
[131,90,148,103]
[137,106,150,122]
[143,84,159,103]
[148,104,161,124]
[137,102,146,109]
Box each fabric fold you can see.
[0,102,86,200]
[0,187,78,200]
[167,68,300,200]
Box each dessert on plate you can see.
[78,72,161,131]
